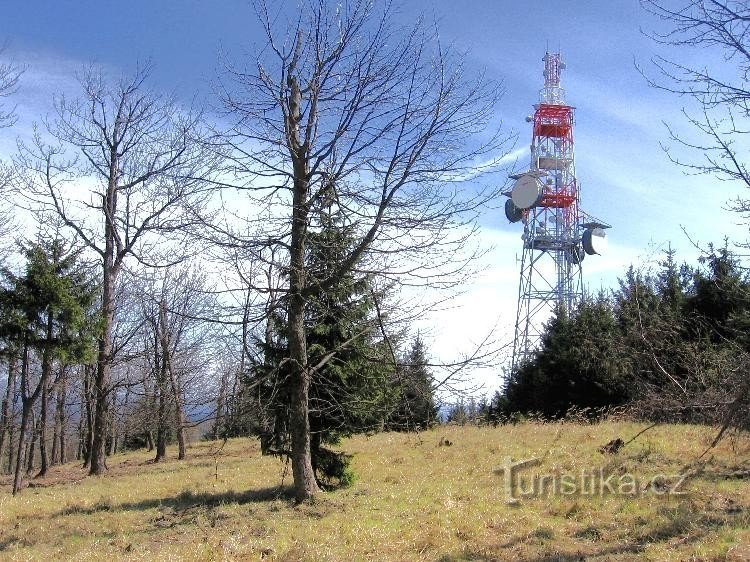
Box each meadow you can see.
[0,421,748,561]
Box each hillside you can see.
[0,421,748,561]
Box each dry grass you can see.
[0,421,748,561]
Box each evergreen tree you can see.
[686,243,749,342]
[499,244,750,432]
[503,295,630,418]
[0,238,97,492]
[387,336,438,431]
[625,245,750,427]
[247,215,396,487]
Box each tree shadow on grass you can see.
[437,542,646,562]
[1,487,294,553]
[50,486,294,519]
[0,535,33,552]
[522,543,646,562]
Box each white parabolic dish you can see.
[583,227,608,255]
[511,175,543,209]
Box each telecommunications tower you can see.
[505,52,610,373]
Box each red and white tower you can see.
[506,52,609,372]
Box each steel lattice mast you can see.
[505,52,609,373]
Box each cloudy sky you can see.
[1,1,747,394]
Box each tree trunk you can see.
[120,384,130,453]
[154,381,167,461]
[287,353,315,501]
[51,399,59,466]
[76,408,82,462]
[154,324,167,462]
[35,311,56,478]
[89,302,113,474]
[6,416,15,474]
[310,430,322,476]
[161,300,186,460]
[37,374,50,477]
[260,296,276,455]
[14,333,43,493]
[89,162,120,476]
[143,361,156,451]
[0,355,17,466]
[171,375,186,460]
[80,365,94,466]
[25,411,37,475]
[53,371,67,464]
[286,69,319,503]
[288,300,318,502]
[108,391,117,456]
[288,196,318,499]
[13,403,31,494]
[173,397,186,460]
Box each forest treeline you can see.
[0,2,486,500]
[479,245,750,435]
[1,0,750,504]
[0,231,439,493]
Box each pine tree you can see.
[686,243,749,342]
[387,336,437,431]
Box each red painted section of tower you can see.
[533,104,574,138]
[533,103,577,210]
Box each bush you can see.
[313,447,357,489]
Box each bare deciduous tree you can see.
[218,1,509,502]
[16,65,221,475]
[0,46,24,252]
[642,1,750,202]
[134,265,217,462]
[642,0,750,445]
[0,45,22,131]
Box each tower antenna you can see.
[504,51,610,373]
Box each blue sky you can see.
[2,1,748,391]
[4,1,745,252]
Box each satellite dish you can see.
[504,199,523,223]
[511,175,544,210]
[582,227,608,255]
[568,244,585,264]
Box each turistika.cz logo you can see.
[495,457,689,504]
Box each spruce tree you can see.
[503,296,630,418]
[387,336,437,431]
[0,238,97,491]
[247,213,396,487]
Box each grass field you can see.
[0,421,748,561]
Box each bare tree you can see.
[127,264,218,461]
[642,1,750,202]
[217,1,508,502]
[16,65,221,475]
[0,45,22,131]
[0,46,24,254]
[641,0,750,445]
